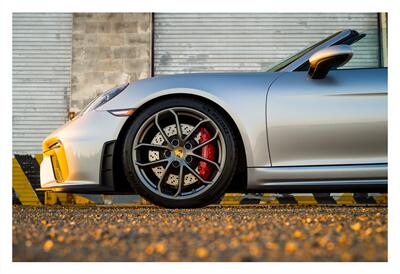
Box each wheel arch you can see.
[113,93,248,193]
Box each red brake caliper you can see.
[197,127,215,180]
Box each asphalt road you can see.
[13,205,387,262]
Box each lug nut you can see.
[184,143,192,149]
[164,150,171,157]
[171,139,179,146]
[172,161,180,168]
[185,155,192,163]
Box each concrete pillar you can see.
[70,13,152,112]
[379,13,388,67]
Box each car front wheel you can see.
[122,97,238,208]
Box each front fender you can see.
[98,73,283,166]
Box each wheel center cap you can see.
[174,147,185,158]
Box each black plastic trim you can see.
[99,140,116,190]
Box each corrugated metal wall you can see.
[153,13,380,75]
[13,13,72,154]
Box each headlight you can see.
[93,83,129,109]
[80,83,129,115]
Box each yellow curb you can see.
[259,193,280,205]
[334,193,356,205]
[293,195,318,205]
[373,194,387,204]
[12,158,41,206]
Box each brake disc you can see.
[149,124,200,187]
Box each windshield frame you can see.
[267,29,362,72]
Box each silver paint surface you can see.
[40,111,128,188]
[40,46,387,189]
[41,68,388,189]
[267,68,387,166]
[247,164,387,190]
[99,72,282,167]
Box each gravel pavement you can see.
[13,205,387,262]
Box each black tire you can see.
[122,97,238,208]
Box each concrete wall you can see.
[70,13,152,112]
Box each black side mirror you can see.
[308,45,353,79]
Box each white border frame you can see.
[1,0,399,273]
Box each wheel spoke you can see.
[169,109,183,141]
[184,163,213,185]
[135,158,169,167]
[191,131,219,151]
[157,160,172,193]
[134,143,169,150]
[188,153,221,171]
[174,164,184,197]
[155,112,172,146]
[183,119,210,142]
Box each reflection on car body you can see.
[40,29,387,208]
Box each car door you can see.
[266,68,387,167]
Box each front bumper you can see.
[40,110,128,189]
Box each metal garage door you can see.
[153,13,380,75]
[13,13,72,154]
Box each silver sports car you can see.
[40,29,387,208]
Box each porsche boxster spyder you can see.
[40,29,387,208]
